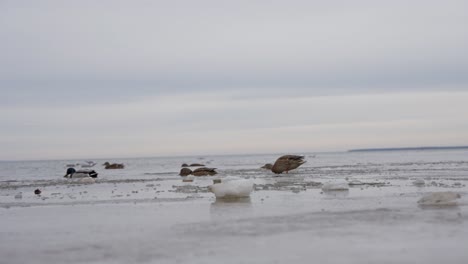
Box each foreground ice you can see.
[1,185,467,264]
[2,151,468,264]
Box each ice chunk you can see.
[412,179,425,186]
[417,192,461,206]
[348,180,363,186]
[322,182,349,191]
[208,177,254,198]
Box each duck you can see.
[208,177,254,198]
[103,162,125,169]
[271,155,306,174]
[64,168,98,178]
[179,167,217,177]
[179,168,192,176]
[192,167,217,176]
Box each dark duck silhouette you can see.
[271,155,306,174]
[64,168,98,178]
[103,162,125,169]
[192,167,217,176]
[179,168,192,176]
[179,167,217,176]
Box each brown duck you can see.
[179,168,192,176]
[179,167,217,176]
[192,167,217,176]
[103,162,125,169]
[271,155,306,174]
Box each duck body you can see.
[103,162,125,169]
[64,168,98,178]
[271,155,306,174]
[179,168,192,176]
[192,167,217,176]
[179,167,217,176]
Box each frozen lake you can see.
[1,150,468,263]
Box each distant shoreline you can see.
[348,146,468,152]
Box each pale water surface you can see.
[1,150,468,263]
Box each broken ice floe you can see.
[208,177,254,199]
[412,179,425,186]
[417,192,461,206]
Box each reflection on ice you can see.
[210,198,253,220]
[322,190,349,198]
[322,182,349,191]
[212,197,252,204]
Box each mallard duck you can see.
[261,163,273,170]
[64,168,98,178]
[271,155,306,174]
[192,167,217,176]
[179,168,192,176]
[103,162,125,169]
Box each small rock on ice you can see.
[417,192,461,206]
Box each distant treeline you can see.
[348,146,468,152]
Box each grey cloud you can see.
[2,1,467,93]
[1,0,468,159]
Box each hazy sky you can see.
[1,0,468,160]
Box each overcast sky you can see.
[1,0,468,160]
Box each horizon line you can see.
[348,145,468,152]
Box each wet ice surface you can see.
[1,150,468,263]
